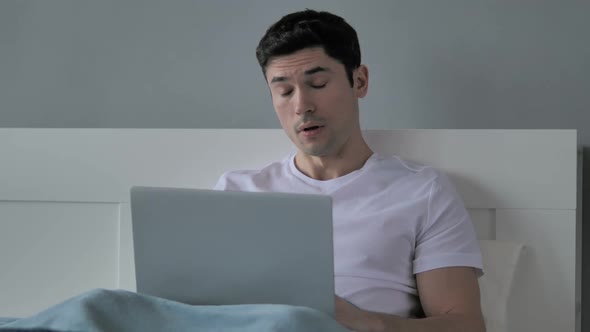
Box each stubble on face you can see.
[266,48,359,158]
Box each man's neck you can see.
[294,140,374,181]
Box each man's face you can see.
[265,47,367,157]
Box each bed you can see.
[0,129,581,332]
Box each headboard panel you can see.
[0,129,580,332]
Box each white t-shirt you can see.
[214,153,483,318]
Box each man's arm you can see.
[335,267,485,332]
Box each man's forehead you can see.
[266,48,335,79]
[269,66,332,83]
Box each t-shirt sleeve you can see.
[413,170,483,275]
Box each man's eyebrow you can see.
[270,66,331,84]
[304,66,331,75]
[270,76,288,84]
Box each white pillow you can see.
[478,240,525,332]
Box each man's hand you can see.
[335,295,392,332]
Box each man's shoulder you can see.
[213,156,291,191]
[372,154,440,182]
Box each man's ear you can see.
[354,65,369,98]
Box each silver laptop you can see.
[130,186,335,316]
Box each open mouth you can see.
[300,125,325,136]
[303,126,321,132]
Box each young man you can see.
[214,9,486,332]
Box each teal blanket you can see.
[0,289,349,332]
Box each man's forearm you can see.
[363,311,486,332]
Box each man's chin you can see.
[299,144,331,157]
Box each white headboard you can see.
[0,129,580,332]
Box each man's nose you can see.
[293,90,315,115]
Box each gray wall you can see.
[1,0,589,326]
